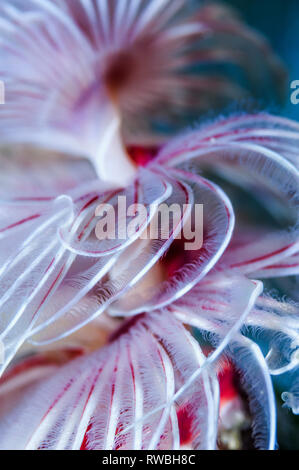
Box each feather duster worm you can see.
[0,0,298,451]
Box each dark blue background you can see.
[221,0,299,120]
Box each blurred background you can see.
[225,0,299,120]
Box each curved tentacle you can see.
[29,176,192,344]
[228,336,276,450]
[110,167,234,314]
[156,115,299,275]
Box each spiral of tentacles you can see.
[0,113,298,449]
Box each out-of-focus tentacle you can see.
[282,368,299,415]
[0,1,285,159]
